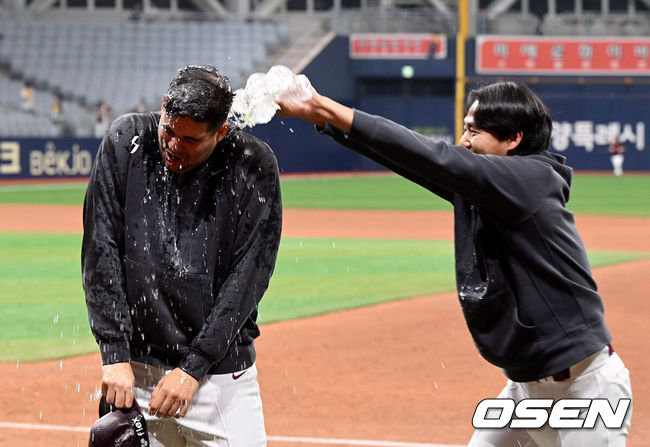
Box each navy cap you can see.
[88,396,150,446]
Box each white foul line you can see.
[0,421,464,447]
[0,421,89,433]
[268,435,464,446]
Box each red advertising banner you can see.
[350,34,447,59]
[476,36,650,75]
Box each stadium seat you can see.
[0,17,284,136]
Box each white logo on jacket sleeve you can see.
[130,136,141,154]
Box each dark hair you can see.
[464,82,552,156]
[164,65,234,132]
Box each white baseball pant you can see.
[610,154,624,176]
[468,346,632,447]
[132,361,266,447]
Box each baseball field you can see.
[0,172,649,446]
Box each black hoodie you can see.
[82,112,282,380]
[321,110,611,382]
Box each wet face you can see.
[459,100,520,156]
[157,106,228,174]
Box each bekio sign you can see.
[473,398,631,429]
[0,140,94,178]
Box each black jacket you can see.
[322,110,611,382]
[82,112,282,380]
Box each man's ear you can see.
[506,131,523,155]
[215,122,230,142]
[160,96,166,111]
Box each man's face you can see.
[157,107,228,174]
[459,100,519,156]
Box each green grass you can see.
[0,233,93,362]
[259,238,456,323]
[1,173,648,215]
[280,174,452,211]
[0,182,87,205]
[0,232,648,362]
[567,174,650,216]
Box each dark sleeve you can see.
[319,121,454,203]
[179,142,283,380]
[81,125,132,365]
[344,110,558,222]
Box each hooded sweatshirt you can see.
[82,112,282,380]
[321,110,611,382]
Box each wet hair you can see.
[464,81,552,156]
[164,65,234,132]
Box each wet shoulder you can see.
[107,112,159,150]
[220,129,278,169]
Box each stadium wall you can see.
[1,37,649,181]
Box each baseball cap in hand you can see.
[88,396,149,446]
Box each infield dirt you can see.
[1,206,648,446]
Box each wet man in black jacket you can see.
[82,65,282,446]
[277,81,632,446]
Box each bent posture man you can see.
[82,65,282,446]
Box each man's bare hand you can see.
[101,362,135,409]
[276,92,353,133]
[276,93,322,125]
[149,368,199,418]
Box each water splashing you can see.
[228,65,313,128]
